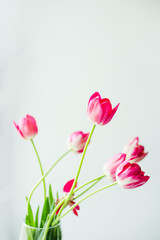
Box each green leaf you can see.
[25,215,34,240]
[25,215,30,225]
[28,202,35,227]
[49,184,55,213]
[40,197,50,228]
[48,228,54,240]
[35,206,39,228]
[37,215,50,240]
[26,228,34,240]
[59,225,62,240]
[50,200,56,217]
[49,184,54,209]
[56,191,59,200]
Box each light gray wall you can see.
[0,0,160,239]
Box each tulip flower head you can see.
[13,115,38,140]
[103,153,126,182]
[123,137,148,163]
[116,161,150,189]
[87,92,120,126]
[56,179,80,216]
[67,131,89,153]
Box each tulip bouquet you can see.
[14,92,150,240]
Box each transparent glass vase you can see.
[19,222,62,240]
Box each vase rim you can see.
[22,221,60,230]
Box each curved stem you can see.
[28,149,72,205]
[41,175,105,239]
[31,139,46,201]
[74,175,105,200]
[57,124,96,218]
[73,174,105,194]
[53,182,117,225]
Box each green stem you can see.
[74,175,105,200]
[28,149,72,205]
[31,139,46,201]
[41,197,66,240]
[41,175,104,239]
[57,124,96,218]
[53,182,117,225]
[73,174,105,194]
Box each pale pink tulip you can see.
[103,153,126,182]
[67,131,89,153]
[123,137,148,163]
[87,92,120,126]
[14,115,38,140]
[116,161,150,189]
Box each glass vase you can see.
[19,222,62,240]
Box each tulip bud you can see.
[13,114,38,140]
[123,137,148,163]
[116,161,150,189]
[67,131,89,153]
[103,153,126,182]
[87,92,120,126]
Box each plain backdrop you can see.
[0,0,160,239]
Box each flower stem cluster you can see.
[14,92,150,239]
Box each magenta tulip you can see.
[56,179,80,216]
[116,161,150,189]
[103,153,126,182]
[67,131,89,153]
[87,92,120,126]
[123,137,148,163]
[14,115,38,140]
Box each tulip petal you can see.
[75,204,80,210]
[87,98,103,124]
[63,179,77,193]
[88,92,101,104]
[122,137,148,163]
[13,121,25,138]
[73,208,78,216]
[123,137,139,154]
[129,152,148,163]
[104,103,120,124]
[99,99,112,125]
[103,153,126,182]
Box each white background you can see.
[0,0,160,239]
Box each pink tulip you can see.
[87,92,120,126]
[13,115,38,140]
[116,161,150,189]
[67,131,89,153]
[56,179,80,216]
[123,137,148,163]
[103,153,126,182]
